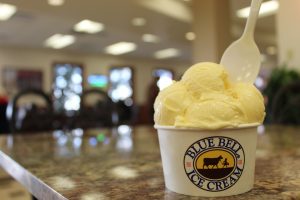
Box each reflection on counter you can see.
[47,125,135,157]
[110,166,139,179]
[80,192,108,200]
[116,125,133,152]
[49,176,76,191]
[6,135,13,149]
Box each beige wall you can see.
[192,0,231,63]
[0,47,190,104]
[277,0,300,68]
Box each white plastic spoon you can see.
[220,0,263,83]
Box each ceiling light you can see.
[0,3,17,21]
[48,0,65,6]
[105,42,137,55]
[142,34,160,43]
[185,32,196,41]
[237,0,279,18]
[139,0,192,23]
[131,18,146,26]
[74,19,104,34]
[154,48,180,59]
[44,34,75,49]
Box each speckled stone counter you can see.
[0,125,300,200]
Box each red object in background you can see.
[0,96,8,104]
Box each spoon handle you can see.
[242,0,263,39]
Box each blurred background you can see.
[0,0,299,198]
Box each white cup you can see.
[155,125,258,197]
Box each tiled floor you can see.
[0,168,31,200]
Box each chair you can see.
[6,89,54,133]
[114,100,136,125]
[75,89,114,128]
[271,81,300,124]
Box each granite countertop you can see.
[0,125,300,200]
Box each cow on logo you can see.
[203,155,223,169]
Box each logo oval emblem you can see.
[183,136,245,192]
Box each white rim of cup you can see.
[154,123,260,131]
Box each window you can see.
[52,63,83,112]
[108,67,134,108]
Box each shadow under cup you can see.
[155,125,258,197]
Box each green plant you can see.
[263,65,300,124]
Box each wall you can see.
[0,46,190,104]
[277,0,300,68]
[192,0,231,63]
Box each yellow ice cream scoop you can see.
[231,83,265,123]
[181,62,230,98]
[154,82,192,126]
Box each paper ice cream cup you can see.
[154,124,259,197]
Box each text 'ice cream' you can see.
[154,62,265,129]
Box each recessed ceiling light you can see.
[74,19,104,34]
[132,17,146,26]
[139,0,192,23]
[185,32,196,41]
[0,3,17,21]
[48,0,65,6]
[154,48,180,59]
[237,0,279,18]
[142,34,160,43]
[105,42,137,55]
[44,34,75,49]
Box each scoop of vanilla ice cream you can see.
[154,62,265,129]
[154,82,192,126]
[174,93,247,129]
[181,62,230,98]
[231,83,265,123]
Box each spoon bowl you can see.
[221,0,262,83]
[221,37,261,83]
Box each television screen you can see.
[88,74,108,88]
